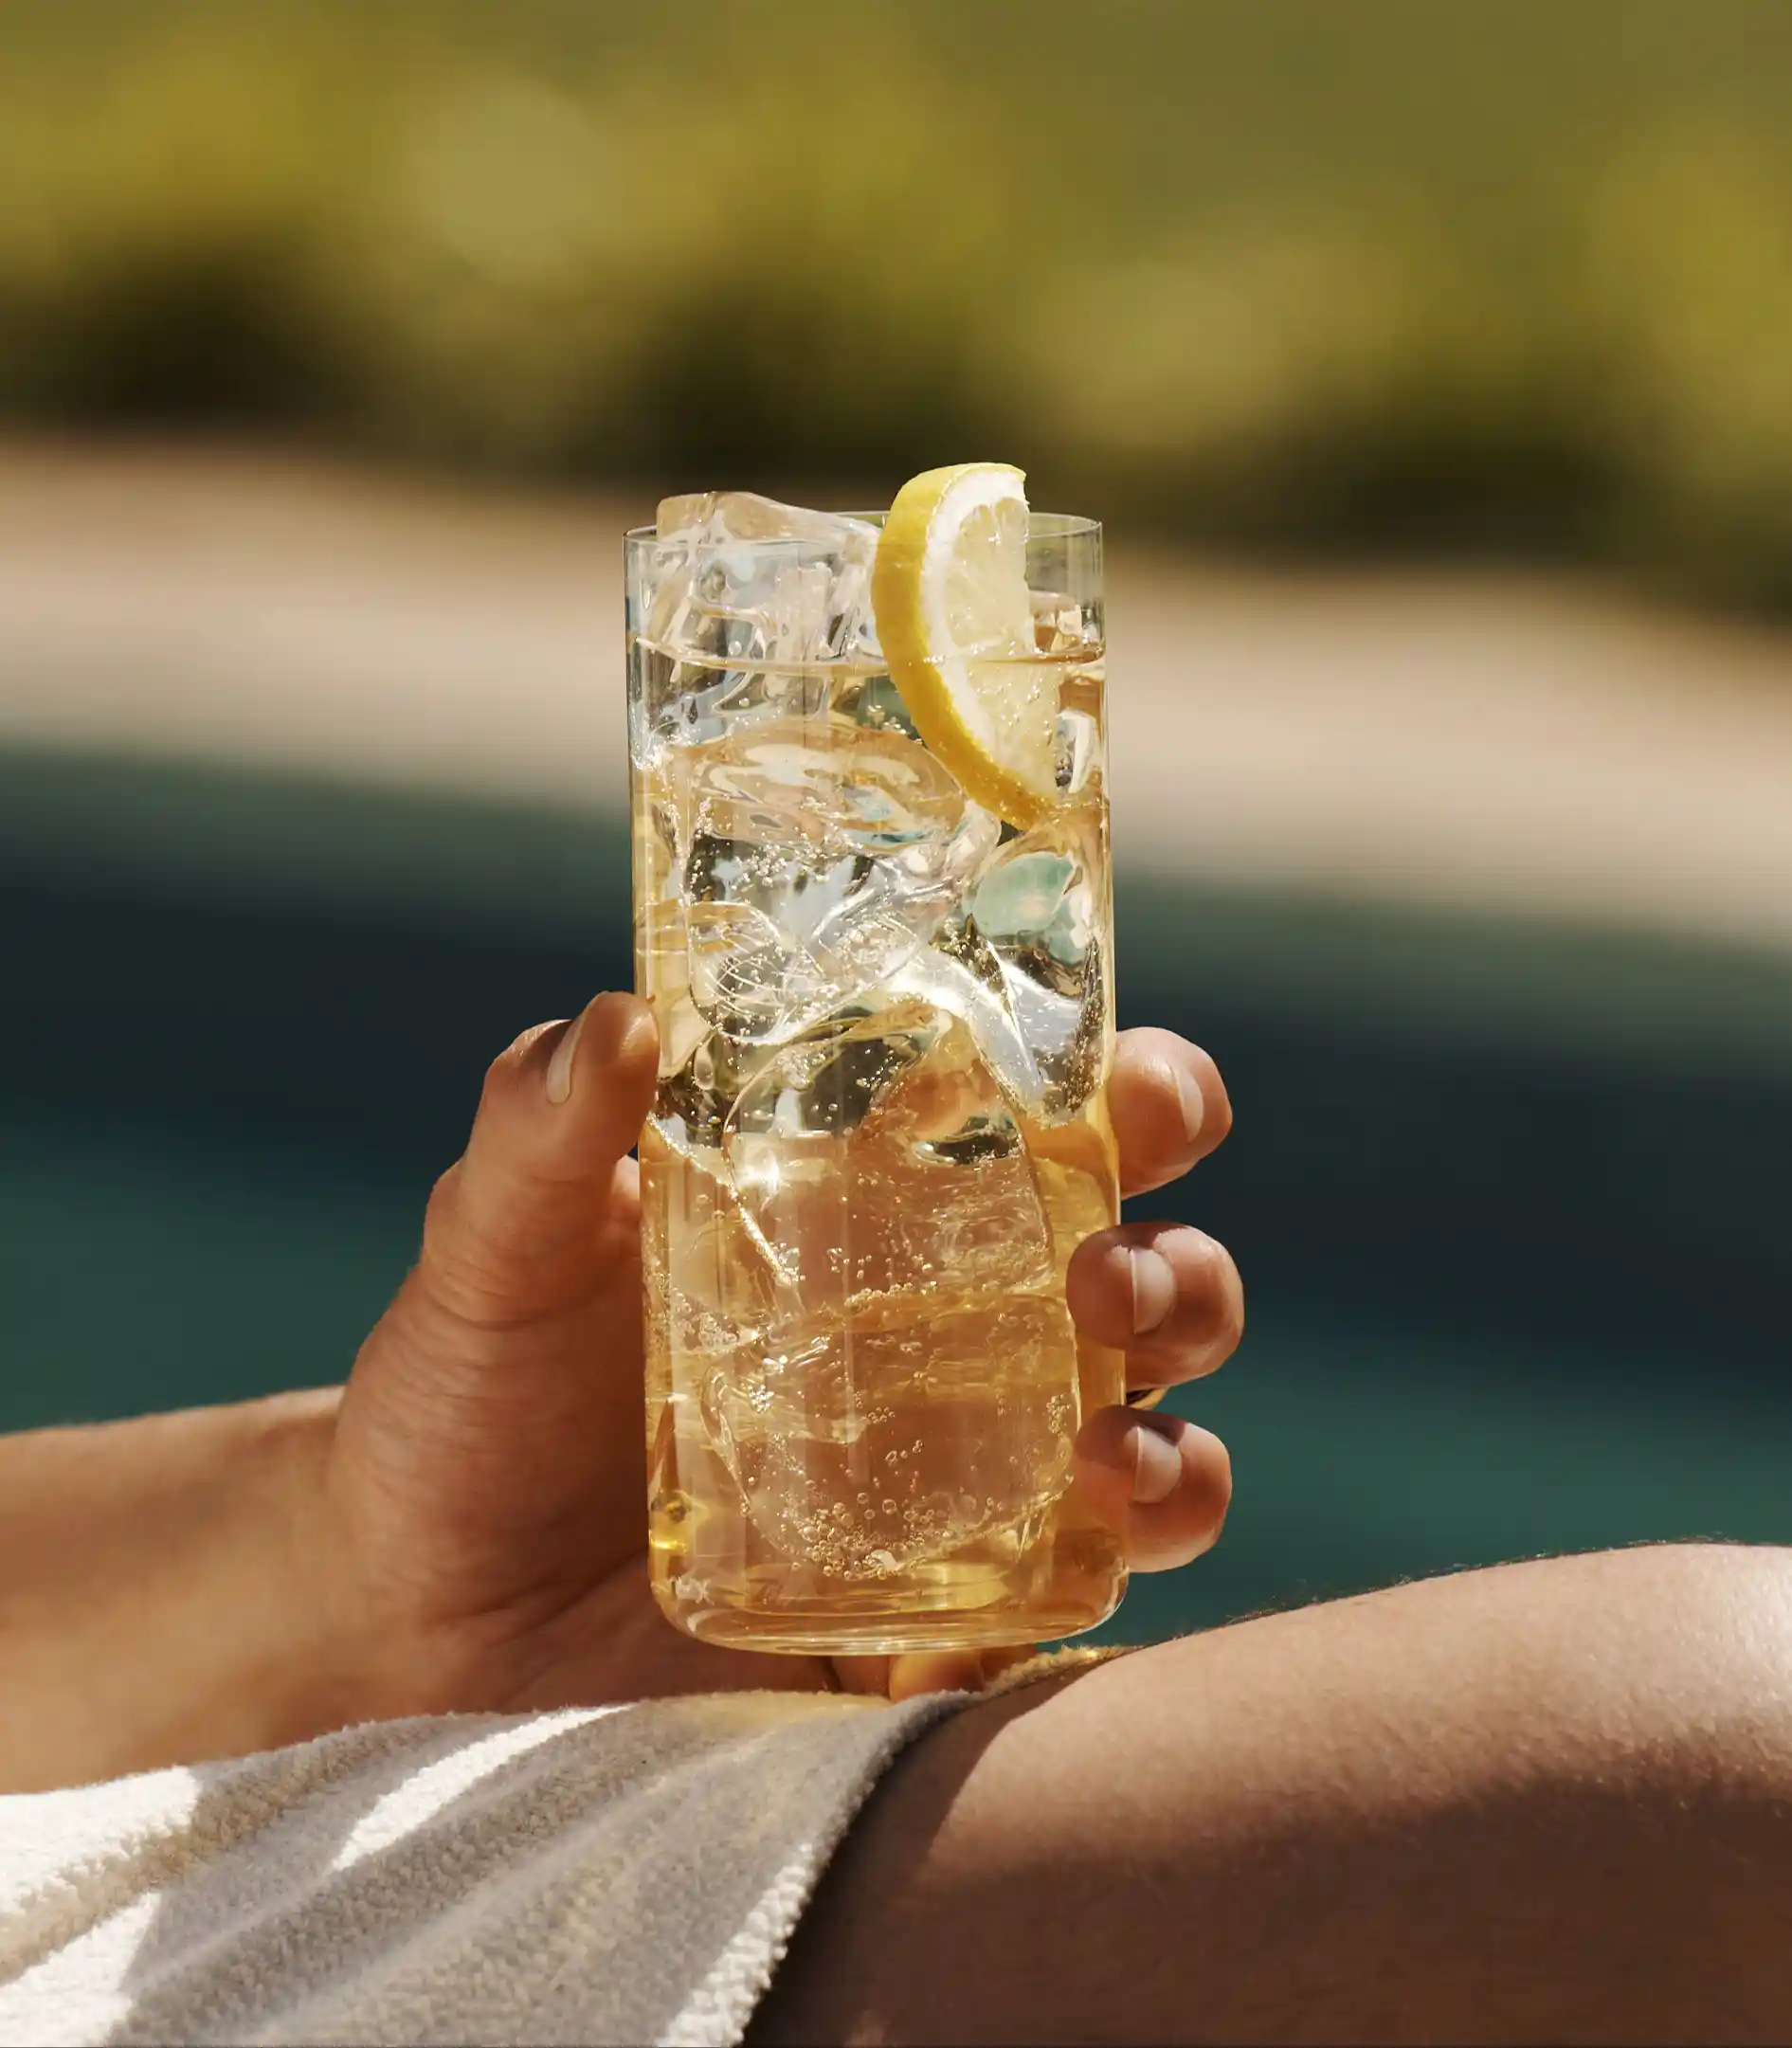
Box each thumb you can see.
[331,991,660,1630]
[420,989,660,1328]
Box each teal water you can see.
[4,747,1788,1638]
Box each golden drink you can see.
[628,495,1125,1653]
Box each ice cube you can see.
[970,808,1108,1120]
[832,669,921,742]
[1029,589,1086,656]
[649,492,880,668]
[1026,1115,1121,1284]
[640,1120,790,1368]
[697,1295,1080,1577]
[1052,652,1106,797]
[892,807,1109,1122]
[887,912,1041,1114]
[633,784,680,905]
[649,990,711,1085]
[670,716,998,1042]
[629,494,883,765]
[629,647,828,769]
[1053,706,1101,796]
[635,790,711,1077]
[723,1001,1053,1307]
[651,1025,771,1156]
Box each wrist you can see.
[243,1386,377,1747]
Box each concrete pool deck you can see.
[3,438,1790,953]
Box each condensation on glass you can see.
[626,501,1124,1653]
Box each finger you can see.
[1073,1407,1232,1573]
[1110,1028,1233,1198]
[885,1644,1037,1703]
[833,1656,893,1698]
[833,1642,1037,1701]
[1066,1222,1246,1390]
[420,990,659,1327]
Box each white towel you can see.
[0,1688,972,2047]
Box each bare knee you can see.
[753,1545,1792,2045]
[1281,1542,1792,2041]
[1165,1544,1792,2037]
[1440,1542,1792,1799]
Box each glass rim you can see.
[624,508,1101,549]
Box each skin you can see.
[0,993,1243,1791]
[753,1543,1792,2046]
[9,993,1792,2041]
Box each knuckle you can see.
[417,1163,524,1316]
[1066,1231,1137,1340]
[1081,1400,1137,1460]
[421,1162,465,1256]
[416,1210,546,1327]
[422,1241,526,1325]
[418,1166,603,1330]
[480,1023,555,1113]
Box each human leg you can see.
[751,1544,1792,2045]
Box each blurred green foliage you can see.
[8,2,1792,601]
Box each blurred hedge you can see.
[8,1,1792,603]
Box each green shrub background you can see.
[8,0,1792,602]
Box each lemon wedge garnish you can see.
[871,462,1058,829]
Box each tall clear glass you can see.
[627,508,1125,1653]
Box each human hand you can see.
[317,992,1242,1717]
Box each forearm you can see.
[0,1389,357,1792]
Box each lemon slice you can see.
[872,462,1057,829]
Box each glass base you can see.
[653,1554,1126,1658]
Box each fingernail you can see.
[1129,1246,1176,1333]
[1175,1065,1204,1145]
[545,1013,585,1105]
[1131,1416,1184,1504]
